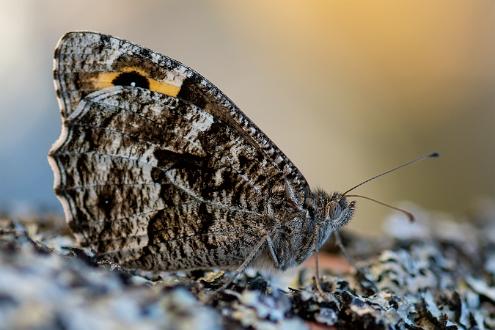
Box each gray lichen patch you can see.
[1,203,494,329]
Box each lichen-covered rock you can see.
[1,202,494,329]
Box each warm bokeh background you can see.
[1,1,494,235]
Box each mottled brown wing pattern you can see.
[52,32,308,198]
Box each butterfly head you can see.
[311,189,356,232]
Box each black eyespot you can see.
[97,193,113,218]
[98,196,112,207]
[112,71,149,89]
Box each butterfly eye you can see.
[325,201,340,219]
[112,71,150,89]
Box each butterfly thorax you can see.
[256,190,355,271]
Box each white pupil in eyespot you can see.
[130,82,136,87]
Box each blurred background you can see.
[1,0,494,235]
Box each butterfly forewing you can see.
[53,32,308,191]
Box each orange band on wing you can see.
[91,67,181,97]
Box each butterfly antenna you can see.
[345,194,415,222]
[341,152,439,197]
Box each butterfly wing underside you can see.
[49,31,311,271]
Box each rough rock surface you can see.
[0,202,494,329]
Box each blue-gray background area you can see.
[0,43,61,214]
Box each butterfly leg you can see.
[266,235,280,268]
[313,231,356,296]
[333,231,356,267]
[211,235,268,296]
[311,225,326,296]
[313,248,326,296]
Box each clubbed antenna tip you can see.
[429,152,440,158]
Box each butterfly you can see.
[49,31,356,276]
